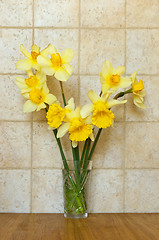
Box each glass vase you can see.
[62,160,92,219]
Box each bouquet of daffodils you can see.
[15,44,146,218]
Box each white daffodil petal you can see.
[45,94,57,105]
[89,133,94,142]
[36,103,46,111]
[22,93,30,99]
[87,89,101,103]
[42,82,49,94]
[37,55,52,67]
[41,67,55,76]
[16,59,32,70]
[36,71,46,83]
[113,66,125,75]
[54,67,70,82]
[101,60,113,77]
[134,98,146,109]
[61,49,74,63]
[107,99,127,108]
[26,69,33,77]
[72,141,78,148]
[119,77,132,88]
[20,44,31,58]
[16,77,25,84]
[23,100,37,113]
[63,63,73,75]
[31,44,40,53]
[57,123,70,138]
[66,98,75,111]
[40,44,57,56]
[80,104,93,118]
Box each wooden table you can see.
[0,213,159,240]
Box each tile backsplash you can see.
[0,0,159,213]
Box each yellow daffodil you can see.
[46,103,69,129]
[15,70,46,94]
[100,60,131,93]
[81,90,127,129]
[16,44,55,71]
[57,98,93,148]
[37,47,74,82]
[23,82,57,113]
[131,71,146,109]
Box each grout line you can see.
[1,26,159,30]
[123,0,127,213]
[30,0,35,214]
[78,0,81,105]
[0,72,158,77]
[1,167,159,170]
[1,120,159,123]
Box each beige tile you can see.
[34,0,79,27]
[34,29,78,74]
[33,122,62,168]
[91,123,124,169]
[32,169,63,213]
[127,0,159,28]
[125,123,159,168]
[0,29,32,73]
[126,76,159,121]
[126,30,159,75]
[33,75,79,121]
[0,122,31,168]
[81,0,125,28]
[125,170,159,212]
[0,0,32,26]
[0,75,31,121]
[80,76,125,121]
[89,170,123,212]
[0,170,30,213]
[80,29,125,74]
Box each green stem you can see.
[83,138,91,170]
[114,88,132,99]
[60,81,66,106]
[80,140,88,167]
[88,128,102,161]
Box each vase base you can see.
[64,212,88,219]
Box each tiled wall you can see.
[0,0,159,213]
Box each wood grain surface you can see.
[0,213,159,240]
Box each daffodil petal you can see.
[72,141,78,148]
[45,94,57,105]
[107,99,127,108]
[36,103,46,111]
[87,90,101,103]
[16,59,32,70]
[63,63,73,75]
[37,55,52,67]
[42,67,55,76]
[61,49,74,63]
[42,82,49,94]
[57,123,70,138]
[15,77,27,90]
[89,133,94,142]
[113,66,125,75]
[20,44,31,58]
[101,60,113,77]
[31,44,40,53]
[81,104,93,118]
[40,44,57,56]
[66,98,75,111]
[23,100,37,113]
[119,77,132,88]
[26,69,33,77]
[54,67,70,82]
